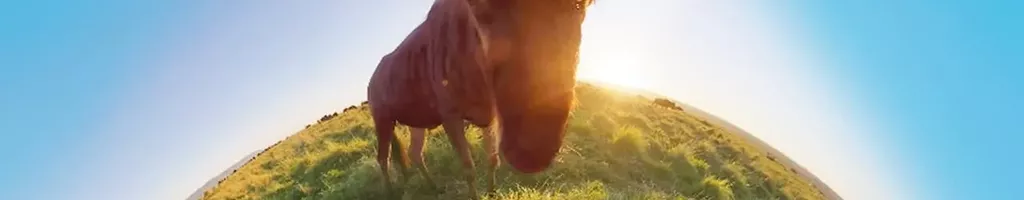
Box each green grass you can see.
[200,83,829,200]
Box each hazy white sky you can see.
[51,1,915,199]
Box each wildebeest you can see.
[367,0,597,198]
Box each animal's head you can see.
[470,0,596,173]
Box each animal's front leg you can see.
[482,123,500,193]
[430,71,480,198]
[408,127,439,190]
[441,119,479,199]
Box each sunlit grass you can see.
[200,82,828,200]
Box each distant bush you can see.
[343,105,357,112]
[318,112,339,123]
[653,98,683,111]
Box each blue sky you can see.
[1,0,1020,200]
[788,1,1022,200]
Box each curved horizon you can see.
[2,1,1020,200]
[185,81,844,200]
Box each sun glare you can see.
[577,47,649,90]
[575,17,653,91]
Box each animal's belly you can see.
[394,102,443,128]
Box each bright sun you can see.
[574,18,653,91]
[576,49,649,90]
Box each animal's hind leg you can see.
[442,119,479,199]
[389,128,412,184]
[373,118,397,197]
[409,127,439,189]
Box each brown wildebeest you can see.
[368,0,597,198]
[366,0,496,197]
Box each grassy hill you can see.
[188,150,261,200]
[199,82,834,200]
[585,80,842,200]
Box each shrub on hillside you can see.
[653,98,683,111]
[610,125,647,154]
[318,112,340,123]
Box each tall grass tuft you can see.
[610,125,647,154]
[701,176,735,200]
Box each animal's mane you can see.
[421,0,494,121]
